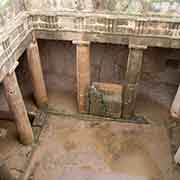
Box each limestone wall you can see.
[31,40,179,109]
[25,0,180,16]
[0,0,24,31]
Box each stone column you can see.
[27,38,48,108]
[3,72,34,145]
[74,41,91,113]
[171,85,180,119]
[123,45,146,118]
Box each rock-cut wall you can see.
[0,0,25,32]
[24,0,180,16]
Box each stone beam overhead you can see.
[29,12,180,40]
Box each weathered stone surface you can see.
[75,41,91,113]
[25,0,180,16]
[3,72,34,145]
[60,168,148,180]
[89,82,123,118]
[27,39,48,107]
[0,162,16,180]
[123,83,137,118]
[35,40,180,118]
[0,0,180,124]
[123,45,145,118]
[1,8,180,84]
[174,146,180,164]
[171,85,180,119]
[0,12,32,82]
[0,0,24,33]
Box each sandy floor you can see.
[0,89,179,180]
[32,114,172,180]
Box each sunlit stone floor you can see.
[0,89,178,180]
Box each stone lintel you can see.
[129,44,147,50]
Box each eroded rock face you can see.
[175,147,180,164]
[89,82,123,118]
[24,0,180,15]
[0,0,24,31]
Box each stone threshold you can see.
[47,107,149,125]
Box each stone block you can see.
[89,82,123,118]
[171,85,180,119]
[174,146,180,164]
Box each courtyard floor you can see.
[0,90,179,180]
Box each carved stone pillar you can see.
[3,71,34,145]
[73,41,91,113]
[27,38,48,108]
[123,45,147,118]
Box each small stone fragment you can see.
[0,128,7,138]
[174,146,180,164]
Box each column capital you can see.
[32,31,37,43]
[8,61,19,75]
[72,40,90,46]
[129,44,147,50]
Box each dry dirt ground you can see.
[0,89,179,180]
[31,114,172,180]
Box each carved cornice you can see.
[28,11,180,39]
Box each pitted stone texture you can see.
[25,0,180,15]
[76,42,91,113]
[32,115,173,180]
[37,41,180,110]
[2,5,180,84]
[0,0,24,32]
[175,146,180,164]
[89,82,123,118]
